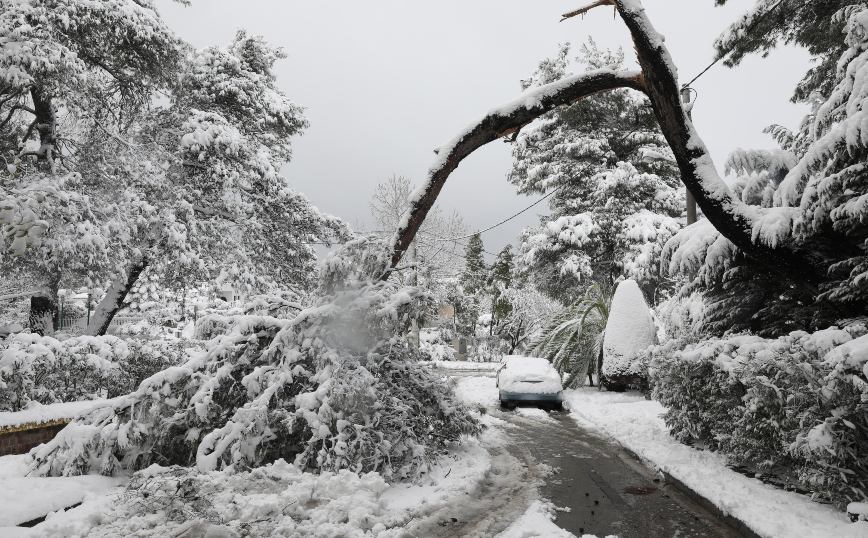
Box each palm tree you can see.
[531,282,616,388]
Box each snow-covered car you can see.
[496,356,564,410]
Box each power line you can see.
[424,185,561,243]
[683,0,786,89]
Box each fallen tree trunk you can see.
[386,0,833,296]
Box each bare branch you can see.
[561,0,616,21]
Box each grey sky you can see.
[155,0,811,260]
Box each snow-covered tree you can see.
[663,4,868,335]
[492,286,560,354]
[509,41,683,303]
[29,248,481,481]
[0,0,187,334]
[0,3,347,335]
[460,233,487,295]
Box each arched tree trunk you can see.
[86,258,149,337]
[385,0,835,297]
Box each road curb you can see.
[618,446,762,538]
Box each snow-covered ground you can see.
[563,387,868,538]
[14,371,855,537]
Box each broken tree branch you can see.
[561,0,615,21]
[384,69,645,278]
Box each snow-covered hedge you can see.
[602,279,656,390]
[29,282,481,482]
[0,334,198,411]
[650,325,868,506]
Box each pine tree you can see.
[461,234,487,294]
[509,40,682,304]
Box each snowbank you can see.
[0,475,124,527]
[563,387,868,538]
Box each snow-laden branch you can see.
[385,68,645,276]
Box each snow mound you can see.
[602,280,655,379]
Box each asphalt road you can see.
[434,367,742,538]
[494,406,741,538]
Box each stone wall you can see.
[0,421,69,456]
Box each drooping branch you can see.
[384,69,646,277]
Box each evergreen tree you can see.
[488,244,515,335]
[508,41,682,304]
[664,4,868,336]
[461,233,487,294]
[714,0,857,102]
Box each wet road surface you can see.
[495,406,741,538]
[436,368,742,538]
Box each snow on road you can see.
[563,387,868,538]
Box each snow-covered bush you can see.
[650,325,868,506]
[602,280,656,390]
[0,334,198,410]
[418,328,455,361]
[29,280,481,482]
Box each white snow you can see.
[0,399,113,429]
[499,356,563,394]
[563,387,868,538]
[602,279,655,378]
[0,475,125,527]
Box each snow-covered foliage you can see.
[509,40,683,303]
[418,328,455,361]
[531,281,614,388]
[365,174,469,287]
[0,334,198,411]
[663,4,868,335]
[85,461,394,537]
[650,324,868,506]
[602,279,656,389]
[0,2,347,336]
[492,286,561,354]
[28,280,481,481]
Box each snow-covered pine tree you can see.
[663,4,868,335]
[509,41,683,305]
[0,3,348,335]
[460,233,487,295]
[29,238,481,481]
[86,30,349,335]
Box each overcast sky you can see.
[154,0,811,260]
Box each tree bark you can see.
[29,275,60,336]
[30,87,58,170]
[86,258,149,337]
